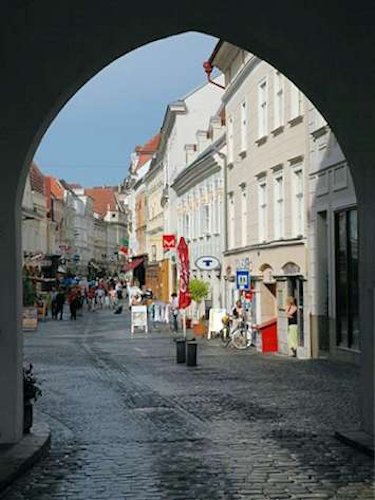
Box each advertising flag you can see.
[177,237,191,309]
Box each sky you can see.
[34,32,218,188]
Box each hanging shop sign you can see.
[195,256,221,272]
[163,234,176,250]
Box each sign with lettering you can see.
[236,269,250,290]
[195,256,220,271]
[163,234,176,250]
[131,305,148,335]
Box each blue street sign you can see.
[236,269,250,290]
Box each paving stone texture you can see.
[1,306,374,499]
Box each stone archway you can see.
[0,2,374,443]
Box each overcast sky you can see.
[34,32,218,187]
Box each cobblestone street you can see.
[1,307,374,499]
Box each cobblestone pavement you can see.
[1,307,374,499]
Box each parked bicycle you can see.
[219,315,257,350]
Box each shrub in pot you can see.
[189,278,210,336]
[23,363,42,433]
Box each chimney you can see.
[209,116,223,141]
[196,130,209,153]
[184,144,197,166]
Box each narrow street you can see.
[2,308,373,500]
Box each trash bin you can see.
[186,341,197,366]
[176,339,186,363]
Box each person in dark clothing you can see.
[68,288,80,320]
[55,289,65,320]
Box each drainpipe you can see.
[203,61,226,90]
[213,149,228,309]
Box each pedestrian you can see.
[115,281,122,300]
[286,296,298,357]
[170,293,179,332]
[55,288,65,320]
[68,288,78,320]
[51,287,58,319]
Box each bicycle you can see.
[221,316,256,350]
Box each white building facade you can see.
[154,78,224,297]
[172,128,226,310]
[210,41,311,358]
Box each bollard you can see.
[186,341,197,367]
[176,339,186,363]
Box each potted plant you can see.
[189,278,210,336]
[23,363,42,433]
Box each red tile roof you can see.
[29,162,45,195]
[134,133,160,172]
[45,176,64,201]
[84,187,118,217]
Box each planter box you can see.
[193,322,206,336]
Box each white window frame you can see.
[273,171,284,240]
[227,116,234,165]
[292,164,304,237]
[258,78,268,138]
[203,203,210,236]
[290,83,303,120]
[241,188,248,246]
[240,99,247,153]
[228,194,235,249]
[258,178,267,242]
[273,71,284,129]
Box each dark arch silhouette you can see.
[0,1,373,444]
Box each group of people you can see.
[42,277,128,321]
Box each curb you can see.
[0,420,51,493]
[335,429,374,457]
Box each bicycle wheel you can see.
[231,329,249,350]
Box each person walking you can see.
[68,288,78,320]
[55,288,65,320]
[170,293,179,332]
[51,287,58,319]
[286,296,298,357]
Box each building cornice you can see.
[171,135,225,196]
[222,55,261,105]
[224,237,306,256]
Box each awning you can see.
[123,257,144,273]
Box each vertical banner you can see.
[177,237,191,337]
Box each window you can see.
[258,78,268,137]
[151,244,157,261]
[241,189,248,246]
[227,116,234,164]
[240,100,247,152]
[273,173,284,239]
[202,204,210,235]
[273,71,284,129]
[292,167,304,236]
[335,208,359,350]
[183,213,190,239]
[258,180,267,242]
[228,195,235,249]
[290,83,303,120]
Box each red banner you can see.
[177,237,191,309]
[163,234,176,250]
